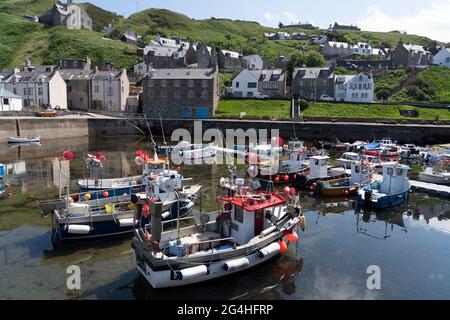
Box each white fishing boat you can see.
[172,142,217,161]
[336,152,360,169]
[7,136,40,144]
[419,167,450,185]
[131,167,305,289]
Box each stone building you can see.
[389,41,433,68]
[322,41,353,58]
[39,0,92,31]
[142,67,220,119]
[144,46,186,68]
[218,50,243,72]
[185,43,218,68]
[91,69,130,112]
[291,67,335,100]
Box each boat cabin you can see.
[378,164,410,195]
[381,138,397,147]
[287,140,304,152]
[309,156,330,179]
[218,192,286,245]
[144,157,168,175]
[340,152,359,161]
[349,162,376,185]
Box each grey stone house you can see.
[185,43,218,68]
[322,41,353,58]
[389,41,433,68]
[218,50,243,72]
[39,0,92,31]
[144,46,186,68]
[255,69,286,98]
[59,69,94,111]
[292,67,335,100]
[142,67,220,119]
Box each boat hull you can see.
[419,173,450,185]
[357,190,409,209]
[52,200,193,244]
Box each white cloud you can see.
[264,12,273,21]
[283,11,298,24]
[358,1,450,43]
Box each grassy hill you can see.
[0,1,445,73]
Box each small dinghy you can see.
[419,167,450,185]
[131,167,305,289]
[7,136,40,144]
[357,164,411,209]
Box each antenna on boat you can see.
[159,112,167,147]
[144,114,157,148]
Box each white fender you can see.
[257,242,281,258]
[119,218,137,227]
[175,265,208,281]
[222,257,250,272]
[67,224,91,234]
[161,211,171,220]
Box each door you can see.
[254,210,264,236]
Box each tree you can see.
[278,22,284,28]
[286,52,306,85]
[305,51,326,67]
[376,89,389,101]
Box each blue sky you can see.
[86,0,450,42]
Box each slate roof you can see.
[0,88,21,99]
[58,69,95,81]
[146,68,216,80]
[293,67,334,79]
[249,69,285,82]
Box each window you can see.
[234,206,244,224]
[95,85,99,93]
[38,99,44,106]
[446,57,450,63]
[175,79,181,88]
[188,90,195,98]
[188,80,194,88]
[174,90,181,98]
[248,82,257,88]
[13,88,17,95]
[387,168,394,176]
[202,80,208,88]
[247,92,253,97]
[236,82,240,88]
[107,87,113,96]
[160,80,167,87]
[3,98,9,105]
[147,80,154,88]
[23,88,27,95]
[201,90,208,98]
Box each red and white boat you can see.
[131,169,305,289]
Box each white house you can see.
[231,69,260,98]
[433,47,450,68]
[312,35,328,44]
[0,70,67,109]
[91,69,130,112]
[134,61,148,76]
[352,43,373,57]
[0,88,23,112]
[276,32,291,40]
[335,73,374,103]
[243,55,263,70]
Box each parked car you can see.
[37,109,58,117]
[319,95,335,102]
[254,92,270,99]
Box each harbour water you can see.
[0,136,449,300]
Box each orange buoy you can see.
[285,232,299,243]
[299,215,306,231]
[279,240,288,254]
[283,175,289,181]
[102,191,109,198]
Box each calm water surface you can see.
[0,136,449,300]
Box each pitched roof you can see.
[92,70,123,81]
[249,69,285,82]
[0,88,21,99]
[403,44,430,54]
[146,68,216,80]
[328,41,350,48]
[221,50,241,59]
[4,71,54,83]
[293,67,334,79]
[58,69,95,80]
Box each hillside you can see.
[0,1,444,71]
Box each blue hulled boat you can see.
[357,164,411,209]
[0,163,6,199]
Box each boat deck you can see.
[410,180,450,199]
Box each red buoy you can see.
[279,240,288,254]
[284,175,289,181]
[274,176,280,183]
[285,232,299,243]
[102,191,109,198]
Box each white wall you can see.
[433,48,450,68]
[49,71,68,109]
[244,55,263,70]
[134,62,148,75]
[231,69,260,98]
[336,74,374,103]
[0,96,22,111]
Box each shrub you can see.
[299,99,310,111]
[376,89,390,100]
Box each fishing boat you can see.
[336,152,360,169]
[131,167,305,289]
[294,156,348,189]
[256,149,309,184]
[313,162,381,197]
[357,164,411,209]
[0,163,6,199]
[77,152,170,198]
[7,136,40,144]
[171,142,217,162]
[39,169,201,246]
[419,167,450,185]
